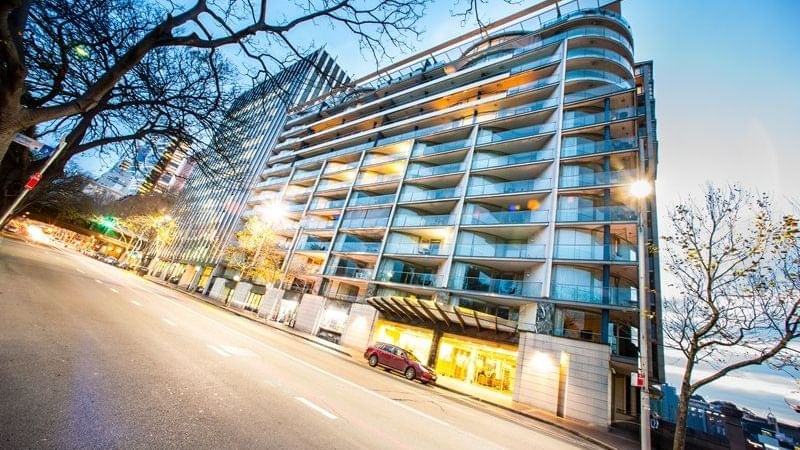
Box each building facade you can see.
[152,50,349,290]
[138,141,190,195]
[229,0,662,426]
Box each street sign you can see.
[630,371,645,388]
[24,172,42,190]
[12,133,45,150]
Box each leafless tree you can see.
[660,185,800,450]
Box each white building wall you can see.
[230,282,253,307]
[340,303,379,350]
[514,332,611,426]
[257,287,284,319]
[293,294,326,334]
[208,277,227,300]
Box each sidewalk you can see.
[146,275,638,450]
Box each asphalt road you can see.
[0,237,599,449]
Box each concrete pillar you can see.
[427,325,445,368]
[188,266,203,292]
[293,294,326,334]
[340,303,379,350]
[208,277,227,300]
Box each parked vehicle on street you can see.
[134,266,149,276]
[364,342,436,384]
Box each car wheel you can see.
[404,367,416,381]
[368,355,379,367]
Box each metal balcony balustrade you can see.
[552,242,637,262]
[316,180,352,191]
[348,193,396,207]
[412,138,471,158]
[301,219,338,230]
[291,169,321,181]
[392,214,455,228]
[476,122,557,146]
[466,177,552,196]
[566,47,634,74]
[558,169,634,189]
[400,187,460,202]
[455,243,546,259]
[406,162,465,179]
[376,270,440,287]
[508,54,561,76]
[560,137,637,158]
[493,98,559,121]
[450,276,542,298]
[461,209,550,225]
[564,69,633,90]
[295,241,330,251]
[325,265,373,280]
[382,242,452,256]
[562,106,640,130]
[355,173,403,186]
[339,217,390,229]
[333,241,381,253]
[309,198,346,210]
[507,76,561,97]
[471,148,554,170]
[556,205,638,222]
[550,282,638,307]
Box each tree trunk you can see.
[673,359,696,450]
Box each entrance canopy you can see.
[366,296,518,335]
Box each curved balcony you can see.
[566,47,634,75]
[393,214,455,228]
[508,54,561,76]
[562,107,640,130]
[507,75,561,97]
[400,187,460,203]
[461,209,549,226]
[467,178,552,197]
[560,137,638,158]
[556,206,638,223]
[349,193,396,207]
[455,243,546,259]
[450,276,542,298]
[494,98,559,121]
[471,148,554,170]
[563,83,635,104]
[553,243,637,262]
[406,162,465,179]
[564,69,633,90]
[550,282,637,308]
[558,169,634,189]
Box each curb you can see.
[145,277,352,358]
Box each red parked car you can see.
[364,342,436,384]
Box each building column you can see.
[427,325,445,369]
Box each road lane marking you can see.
[207,344,229,357]
[76,268,86,274]
[219,345,256,357]
[130,300,142,307]
[162,318,177,327]
[95,279,103,284]
[296,397,337,420]
[110,288,119,293]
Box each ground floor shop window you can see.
[373,321,433,364]
[276,299,298,325]
[436,335,517,395]
[243,292,263,312]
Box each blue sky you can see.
[74,0,800,421]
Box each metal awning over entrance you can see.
[366,296,518,335]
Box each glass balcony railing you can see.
[556,206,638,223]
[467,178,551,196]
[377,118,472,147]
[377,270,439,287]
[455,243,546,259]
[363,152,408,166]
[286,203,307,213]
[393,214,455,228]
[560,137,638,158]
[400,187,460,202]
[406,162,465,179]
[550,282,637,307]
[349,193,396,207]
[325,265,373,280]
[509,54,561,75]
[302,220,338,230]
[309,198,346,210]
[476,122,556,145]
[412,138,471,158]
[562,107,639,129]
[383,242,452,256]
[323,162,360,174]
[507,75,561,97]
[494,98,559,120]
[316,180,352,191]
[558,170,633,189]
[564,70,633,90]
[553,243,637,262]
[355,173,403,185]
[284,187,313,197]
[461,209,549,225]
[340,217,389,229]
[296,241,330,252]
[291,169,320,181]
[471,148,554,170]
[299,141,375,166]
[566,47,634,74]
[451,276,542,298]
[333,241,381,253]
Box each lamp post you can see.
[630,149,653,449]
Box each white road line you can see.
[130,300,142,307]
[162,318,177,327]
[296,397,337,420]
[76,268,86,274]
[207,343,230,357]
[94,279,103,284]
[110,288,119,293]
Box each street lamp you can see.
[630,175,652,449]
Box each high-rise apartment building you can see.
[138,141,190,195]
[233,0,661,426]
[152,50,349,290]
